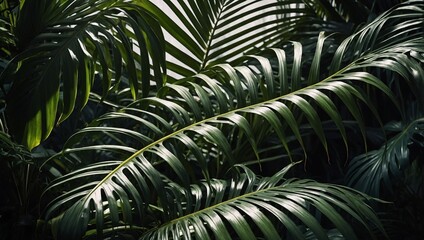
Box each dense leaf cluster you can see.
[0,0,423,239]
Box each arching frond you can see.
[140,165,384,240]
[346,117,424,197]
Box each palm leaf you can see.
[0,2,15,72]
[136,0,325,80]
[40,43,380,238]
[328,0,424,74]
[302,0,370,23]
[46,38,371,174]
[1,0,166,149]
[346,117,424,197]
[0,19,14,57]
[140,165,384,240]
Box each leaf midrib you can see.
[84,57,358,200]
[148,184,278,235]
[199,1,226,71]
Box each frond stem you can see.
[86,59,358,197]
[199,1,226,71]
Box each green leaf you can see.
[3,0,165,149]
[347,117,424,197]
[141,167,383,239]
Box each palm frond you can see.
[46,35,378,174]
[40,43,376,239]
[346,117,424,197]
[137,0,322,80]
[1,0,166,149]
[140,165,384,240]
[0,19,14,57]
[302,0,369,23]
[0,1,15,66]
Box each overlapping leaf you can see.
[1,0,166,149]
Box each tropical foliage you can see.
[0,0,423,239]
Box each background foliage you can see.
[0,0,423,239]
